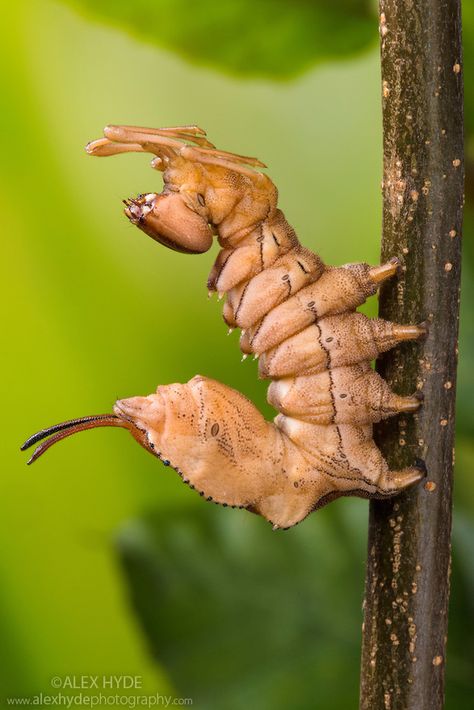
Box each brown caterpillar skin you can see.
[21,125,426,530]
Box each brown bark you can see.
[359,2,463,709]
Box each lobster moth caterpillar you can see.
[21,125,426,530]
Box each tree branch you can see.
[359,2,463,709]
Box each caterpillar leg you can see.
[86,125,214,167]
[111,124,268,170]
[85,138,147,157]
[103,124,215,149]
[391,323,427,341]
[368,256,401,284]
[89,125,265,177]
[180,146,265,178]
[376,466,426,494]
[108,124,214,146]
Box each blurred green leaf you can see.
[456,217,474,438]
[446,514,474,709]
[62,0,377,78]
[117,504,474,709]
[117,504,368,709]
[462,5,474,150]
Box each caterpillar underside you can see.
[21,125,426,530]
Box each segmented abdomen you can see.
[209,210,409,456]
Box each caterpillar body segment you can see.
[257,314,424,379]
[267,365,422,426]
[23,125,426,529]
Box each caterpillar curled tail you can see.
[21,125,427,530]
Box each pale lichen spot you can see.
[444,381,452,389]
[444,262,453,272]
[453,63,461,74]
[424,481,437,492]
[449,229,457,238]
[440,418,448,427]
[433,655,443,666]
[452,158,461,167]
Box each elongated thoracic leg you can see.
[87,125,267,176]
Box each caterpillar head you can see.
[123,191,213,254]
[86,124,276,248]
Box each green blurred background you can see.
[2,1,473,708]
